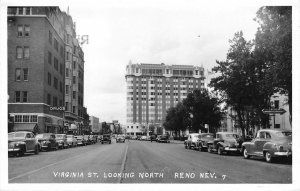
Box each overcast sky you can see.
[57,0,266,125]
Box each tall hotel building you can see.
[7,7,87,134]
[125,62,205,136]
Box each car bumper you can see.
[224,147,240,152]
[274,151,292,156]
[8,148,21,152]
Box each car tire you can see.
[265,151,273,163]
[243,148,250,159]
[217,147,223,155]
[188,144,191,150]
[17,149,24,157]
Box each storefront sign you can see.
[49,106,65,111]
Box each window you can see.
[54,57,58,71]
[15,91,21,102]
[23,91,28,102]
[275,124,281,129]
[17,25,23,37]
[60,81,63,93]
[73,61,76,69]
[15,68,21,81]
[259,132,266,139]
[60,63,63,75]
[54,38,58,51]
[16,47,23,59]
[49,31,52,44]
[18,7,23,15]
[54,77,58,89]
[23,68,28,81]
[24,47,29,59]
[195,70,199,75]
[65,68,69,77]
[73,91,76,99]
[25,7,31,15]
[66,52,70,60]
[24,25,30,37]
[73,76,76,84]
[45,73,51,87]
[48,52,52,65]
[30,115,37,123]
[23,115,30,122]
[60,46,64,57]
[274,100,279,109]
[65,85,69,95]
[65,102,68,111]
[15,115,22,122]
[266,132,271,139]
[166,69,169,74]
[59,99,63,107]
[53,96,58,107]
[47,93,51,105]
[72,106,76,113]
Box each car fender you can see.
[263,142,276,156]
[217,141,226,148]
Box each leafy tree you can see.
[254,6,292,124]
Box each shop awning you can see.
[13,123,39,133]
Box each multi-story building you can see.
[125,62,205,136]
[89,116,100,134]
[8,7,66,134]
[7,7,86,134]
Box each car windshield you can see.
[67,135,73,138]
[202,134,213,138]
[225,134,239,138]
[36,134,50,139]
[276,131,292,137]
[56,135,64,139]
[14,132,26,138]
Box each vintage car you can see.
[90,135,97,144]
[83,135,92,145]
[242,129,292,163]
[36,133,59,151]
[74,135,87,146]
[101,134,112,144]
[184,133,200,149]
[66,135,78,147]
[8,131,40,156]
[195,133,215,151]
[207,132,243,155]
[55,134,68,149]
[116,135,125,143]
[157,135,170,143]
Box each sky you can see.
[62,0,263,125]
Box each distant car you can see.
[55,134,68,149]
[116,135,125,143]
[83,135,91,145]
[157,135,170,143]
[242,129,292,163]
[89,135,97,144]
[184,133,200,149]
[131,135,137,140]
[137,135,142,140]
[195,133,214,151]
[102,134,112,144]
[8,131,40,156]
[66,135,78,147]
[36,133,59,151]
[140,136,147,141]
[150,135,157,142]
[74,135,87,146]
[207,132,243,155]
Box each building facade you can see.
[125,62,205,136]
[7,7,86,134]
[89,116,100,134]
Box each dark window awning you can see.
[13,123,39,133]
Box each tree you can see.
[254,6,292,124]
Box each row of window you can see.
[16,46,29,59]
[14,115,38,123]
[15,91,28,102]
[17,25,30,37]
[48,51,64,75]
[49,31,64,58]
[47,73,63,93]
[47,93,63,107]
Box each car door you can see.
[26,133,35,150]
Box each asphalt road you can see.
[8,139,292,183]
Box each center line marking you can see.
[117,144,128,183]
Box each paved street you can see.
[8,140,292,183]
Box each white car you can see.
[140,136,147,141]
[184,133,200,149]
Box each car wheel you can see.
[217,147,223,155]
[243,148,250,159]
[188,144,191,150]
[265,151,273,163]
[17,149,24,157]
[35,145,39,155]
[198,144,202,152]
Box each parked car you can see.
[157,135,170,143]
[184,133,200,149]
[242,129,292,163]
[36,133,59,151]
[131,135,137,140]
[66,135,78,147]
[137,135,142,140]
[116,135,125,143]
[140,136,147,141]
[55,134,68,149]
[207,132,243,155]
[101,134,112,144]
[74,135,87,146]
[195,133,215,151]
[83,135,92,145]
[8,131,40,156]
[150,134,157,142]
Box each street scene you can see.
[1,0,298,190]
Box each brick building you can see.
[7,7,86,134]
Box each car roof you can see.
[216,132,239,135]
[258,129,292,133]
